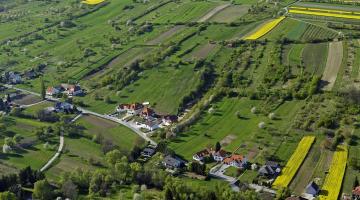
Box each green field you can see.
[302,42,329,75]
[169,98,304,162]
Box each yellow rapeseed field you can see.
[82,0,105,5]
[244,16,286,40]
[319,145,348,200]
[289,9,360,20]
[290,6,360,15]
[272,136,315,188]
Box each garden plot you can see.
[12,94,42,106]
[208,5,249,23]
[321,41,343,91]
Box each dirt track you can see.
[197,4,230,22]
[321,41,343,91]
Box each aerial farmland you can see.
[0,0,359,199]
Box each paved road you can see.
[40,131,64,172]
[19,100,46,109]
[209,164,239,191]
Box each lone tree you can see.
[40,77,45,100]
[215,141,221,152]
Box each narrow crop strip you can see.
[82,0,105,5]
[290,6,360,15]
[272,136,316,188]
[319,145,348,200]
[244,16,286,40]
[289,9,360,20]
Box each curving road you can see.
[4,84,157,172]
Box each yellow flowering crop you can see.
[290,6,360,15]
[272,136,315,188]
[82,0,105,5]
[289,9,360,20]
[319,145,348,200]
[244,16,286,40]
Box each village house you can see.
[54,102,75,113]
[353,186,360,200]
[2,72,22,84]
[223,154,248,169]
[23,69,37,79]
[116,103,143,115]
[62,84,83,96]
[193,149,212,162]
[46,86,63,96]
[141,107,156,119]
[304,181,320,197]
[162,155,185,169]
[141,147,155,157]
[136,119,160,131]
[212,149,228,162]
[258,161,281,177]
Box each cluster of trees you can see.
[178,60,215,113]
[164,177,260,200]
[0,167,44,199]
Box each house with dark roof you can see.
[162,115,178,126]
[193,149,212,162]
[305,181,319,197]
[141,147,155,157]
[141,107,156,119]
[212,149,229,162]
[54,102,75,113]
[259,161,281,177]
[162,155,185,169]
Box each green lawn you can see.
[77,115,141,150]
[22,101,54,117]
[0,117,54,171]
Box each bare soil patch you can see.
[197,4,230,22]
[247,146,259,160]
[147,25,185,45]
[321,41,343,91]
[220,134,237,146]
[191,43,217,59]
[12,94,42,105]
[82,114,117,129]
